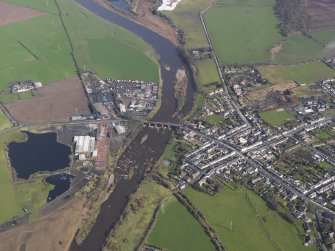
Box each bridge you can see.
[141,121,181,130]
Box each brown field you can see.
[0,196,86,251]
[305,0,335,30]
[6,77,90,124]
[247,81,297,101]
[0,2,44,26]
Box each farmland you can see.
[165,0,214,48]
[311,29,335,47]
[147,197,216,251]
[273,34,335,64]
[260,109,295,126]
[4,0,58,13]
[0,14,76,89]
[0,0,159,98]
[195,59,220,92]
[204,0,282,64]
[184,188,311,251]
[0,129,53,224]
[258,62,335,84]
[58,0,159,82]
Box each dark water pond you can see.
[46,173,74,202]
[8,132,71,180]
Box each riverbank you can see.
[94,0,179,45]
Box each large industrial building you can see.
[73,135,96,160]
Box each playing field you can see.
[58,0,159,82]
[165,0,214,48]
[195,59,220,92]
[184,188,312,251]
[260,109,295,126]
[0,129,53,224]
[204,0,282,64]
[258,62,335,84]
[273,34,335,64]
[147,197,216,251]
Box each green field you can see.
[184,188,312,251]
[106,180,170,251]
[246,191,315,251]
[58,0,159,82]
[260,109,295,126]
[165,0,214,48]
[195,59,220,92]
[0,130,53,224]
[0,14,76,89]
[310,29,335,48]
[147,197,216,251]
[259,62,335,84]
[319,161,333,170]
[316,130,333,140]
[204,113,224,125]
[273,34,335,64]
[4,0,58,13]
[0,0,159,97]
[204,0,282,64]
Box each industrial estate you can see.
[0,0,334,251]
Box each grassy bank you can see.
[0,111,12,131]
[105,180,170,251]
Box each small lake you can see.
[8,132,71,180]
[109,0,129,12]
[45,173,74,202]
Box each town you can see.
[156,62,335,249]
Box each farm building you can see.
[10,80,42,93]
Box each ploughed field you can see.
[305,0,335,30]
[6,77,90,124]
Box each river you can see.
[72,1,195,250]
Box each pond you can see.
[8,132,71,180]
[45,173,74,202]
